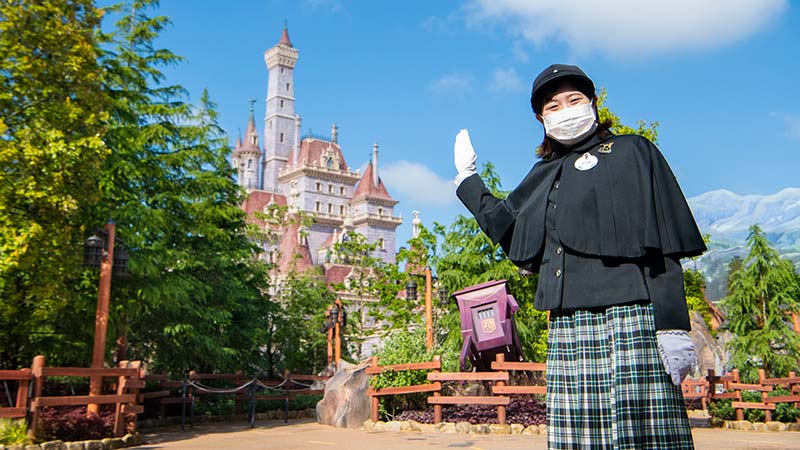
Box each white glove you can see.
[453,129,477,186]
[656,330,697,386]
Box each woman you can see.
[453,64,705,449]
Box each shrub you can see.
[771,388,800,423]
[38,407,114,442]
[0,418,30,446]
[708,399,735,422]
[370,328,458,420]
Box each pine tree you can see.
[721,225,800,381]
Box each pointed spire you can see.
[372,142,379,187]
[245,99,258,148]
[331,123,338,144]
[235,128,242,150]
[279,19,293,47]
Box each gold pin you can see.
[598,142,614,153]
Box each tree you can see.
[720,225,800,381]
[0,0,110,368]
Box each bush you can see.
[38,407,115,442]
[370,328,458,420]
[0,418,30,446]
[395,397,546,426]
[771,388,800,423]
[708,399,735,422]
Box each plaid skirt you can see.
[546,302,694,450]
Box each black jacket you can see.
[456,132,706,330]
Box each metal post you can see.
[89,220,115,414]
[284,385,289,423]
[180,381,186,432]
[248,384,256,428]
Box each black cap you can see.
[530,64,595,114]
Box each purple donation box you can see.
[452,279,524,371]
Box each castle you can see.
[231,24,402,290]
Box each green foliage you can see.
[370,328,457,420]
[708,399,735,423]
[0,0,110,368]
[772,388,800,423]
[0,418,30,445]
[720,225,800,381]
[596,89,659,143]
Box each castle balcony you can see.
[352,212,403,228]
[278,163,361,185]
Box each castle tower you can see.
[232,101,262,190]
[262,21,299,192]
[350,143,402,264]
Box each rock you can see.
[789,423,800,432]
[23,445,41,450]
[103,438,123,450]
[41,443,65,450]
[121,434,136,447]
[362,420,375,431]
[766,421,786,432]
[469,424,489,434]
[455,421,471,434]
[83,441,103,450]
[522,425,538,435]
[538,424,548,435]
[489,424,511,435]
[436,422,457,433]
[374,421,386,431]
[65,442,85,450]
[384,421,402,432]
[752,422,765,432]
[315,360,371,428]
[399,421,416,432]
[6,445,23,450]
[510,423,525,435]
[688,312,731,377]
[417,423,437,433]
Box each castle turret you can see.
[232,101,262,190]
[262,21,299,192]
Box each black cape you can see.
[457,133,706,272]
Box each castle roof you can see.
[352,162,395,203]
[324,264,354,286]
[279,22,292,47]
[277,218,314,274]
[241,191,286,227]
[288,138,349,172]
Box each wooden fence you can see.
[28,355,144,437]
[0,368,31,419]
[367,357,800,425]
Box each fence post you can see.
[432,355,442,424]
[732,369,744,421]
[113,360,129,437]
[495,353,506,425]
[29,355,45,439]
[16,368,31,410]
[370,356,379,422]
[757,369,772,422]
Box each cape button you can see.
[555,269,562,277]
[556,247,563,255]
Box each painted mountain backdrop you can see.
[686,188,800,301]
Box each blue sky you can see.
[144,0,799,246]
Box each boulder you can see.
[510,423,525,435]
[455,422,471,434]
[41,442,65,450]
[688,312,731,377]
[316,360,371,428]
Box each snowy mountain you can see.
[685,188,800,300]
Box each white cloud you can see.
[465,0,787,57]
[772,112,800,140]
[489,67,526,93]
[303,0,342,13]
[429,72,474,94]
[512,40,529,63]
[381,161,456,206]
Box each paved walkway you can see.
[131,419,800,450]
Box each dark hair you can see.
[533,78,613,160]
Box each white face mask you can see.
[542,103,598,145]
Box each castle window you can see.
[269,120,272,129]
[328,184,333,193]
[379,238,385,250]
[327,204,333,214]
[316,182,321,191]
[339,205,344,215]
[340,187,345,195]
[280,100,284,108]
[247,159,252,169]
[280,67,284,74]
[378,207,384,216]
[280,133,284,143]
[286,83,290,91]
[315,201,321,212]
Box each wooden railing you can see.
[0,368,31,419]
[366,355,442,422]
[29,356,144,437]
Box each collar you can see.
[550,131,614,159]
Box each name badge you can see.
[574,153,598,171]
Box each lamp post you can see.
[83,220,128,414]
[85,220,115,414]
[424,267,433,351]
